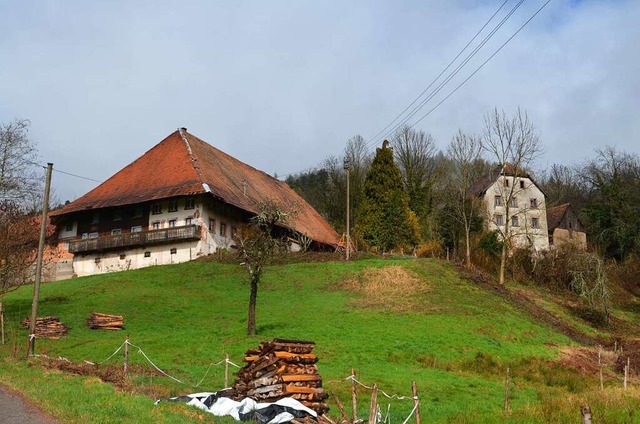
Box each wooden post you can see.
[331,391,350,422]
[368,384,378,424]
[224,353,230,388]
[412,380,421,424]
[504,367,510,411]
[351,368,358,422]
[624,357,630,389]
[0,302,4,346]
[124,335,129,377]
[598,347,604,391]
[580,405,592,424]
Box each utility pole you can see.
[343,155,351,261]
[27,163,53,358]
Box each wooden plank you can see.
[282,374,322,382]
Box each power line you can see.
[365,0,526,151]
[363,0,512,151]
[25,159,103,183]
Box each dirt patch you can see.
[558,346,616,376]
[340,266,432,312]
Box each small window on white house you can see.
[144,251,151,258]
[152,221,160,230]
[131,226,142,233]
[185,197,195,210]
[209,219,215,232]
[504,179,509,187]
[220,223,227,237]
[170,248,177,254]
[168,200,178,212]
[95,257,101,264]
[496,215,504,226]
[231,226,238,238]
[152,204,162,215]
[111,229,122,235]
[88,232,99,238]
[119,254,126,260]
[168,219,177,227]
[185,217,193,226]
[532,217,540,229]
[530,198,538,209]
[494,196,503,207]
[520,180,525,189]
[510,197,518,208]
[512,215,519,227]
[65,222,73,232]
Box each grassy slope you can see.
[0,258,638,423]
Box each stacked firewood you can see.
[22,316,69,339]
[230,339,329,416]
[86,312,124,330]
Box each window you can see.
[512,215,519,227]
[504,178,509,187]
[495,215,504,226]
[111,229,122,235]
[152,221,160,230]
[168,219,177,227]
[144,251,151,258]
[209,219,215,232]
[231,226,238,238]
[64,222,73,232]
[530,198,538,209]
[185,217,193,226]
[94,257,101,264]
[131,226,142,233]
[152,204,162,215]
[220,222,227,237]
[168,199,178,212]
[82,233,89,239]
[519,180,525,189]
[88,232,99,238]
[510,197,518,208]
[119,254,126,260]
[170,248,177,255]
[532,217,540,229]
[494,196,503,207]
[133,206,143,218]
[185,197,195,210]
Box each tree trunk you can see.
[0,301,4,345]
[499,242,507,286]
[464,227,471,268]
[247,274,259,336]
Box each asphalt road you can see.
[0,384,58,424]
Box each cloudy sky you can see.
[1,0,638,203]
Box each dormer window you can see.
[519,180,525,189]
[185,197,195,210]
[168,200,178,212]
[504,179,509,187]
[152,204,162,215]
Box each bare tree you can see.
[392,125,440,239]
[481,108,543,285]
[234,201,289,336]
[0,119,42,210]
[446,130,487,267]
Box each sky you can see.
[1,0,638,203]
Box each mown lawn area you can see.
[1,258,638,423]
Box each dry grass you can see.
[340,266,432,312]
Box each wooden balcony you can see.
[68,225,201,254]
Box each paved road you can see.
[0,384,58,424]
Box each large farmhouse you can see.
[469,163,550,252]
[50,128,339,277]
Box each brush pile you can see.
[229,339,329,416]
[22,316,68,339]
[86,312,124,330]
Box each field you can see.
[1,257,639,423]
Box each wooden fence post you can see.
[224,353,230,388]
[504,367,510,411]
[368,384,378,424]
[412,380,421,424]
[0,302,4,346]
[581,405,592,424]
[331,391,350,422]
[598,347,604,390]
[624,357,630,389]
[124,335,129,377]
[351,368,358,422]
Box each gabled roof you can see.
[52,129,339,246]
[467,163,535,197]
[546,203,581,233]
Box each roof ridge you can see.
[178,128,208,193]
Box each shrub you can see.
[415,239,444,258]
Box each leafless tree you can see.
[0,119,42,211]
[481,108,543,285]
[446,130,487,267]
[392,125,440,239]
[234,201,289,336]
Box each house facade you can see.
[546,203,587,249]
[470,164,550,252]
[50,128,339,278]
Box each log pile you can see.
[230,339,329,416]
[22,316,68,339]
[86,312,124,330]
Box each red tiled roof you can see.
[52,130,339,246]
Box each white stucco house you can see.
[50,128,338,278]
[469,163,550,252]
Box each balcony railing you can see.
[68,225,201,254]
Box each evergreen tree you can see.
[359,140,419,252]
